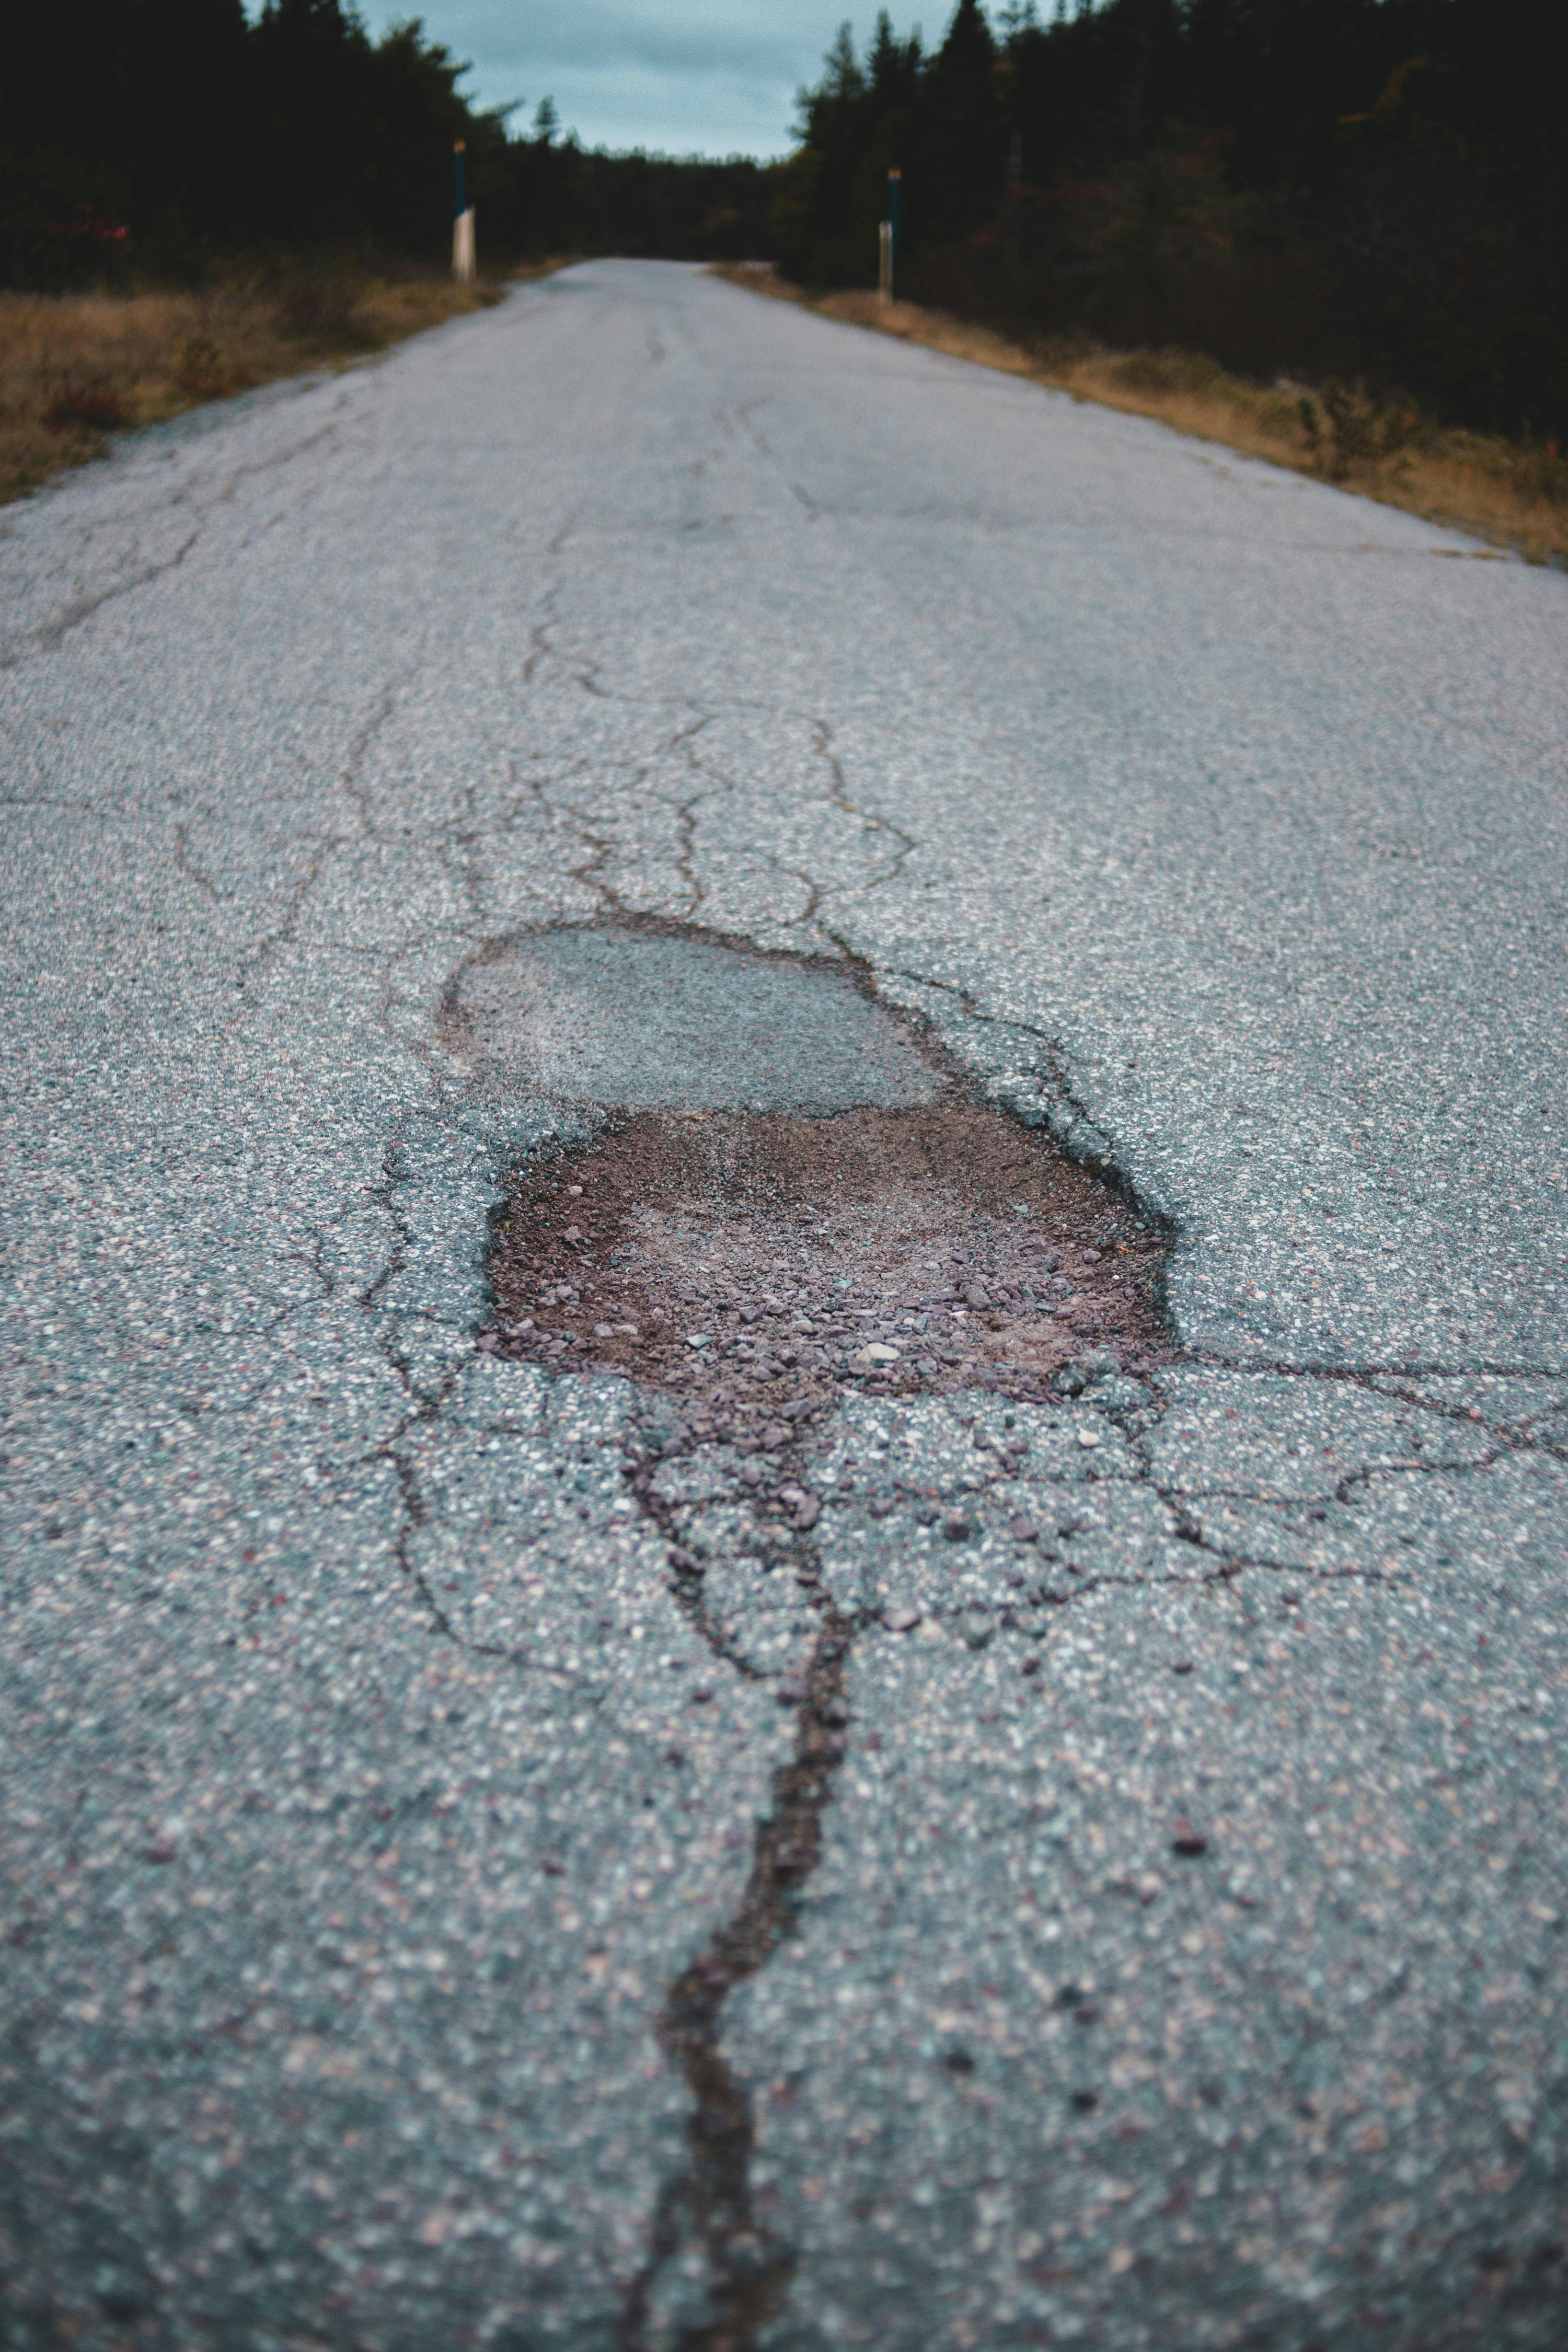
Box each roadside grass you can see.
[712,266,1568,566]
[0,258,566,506]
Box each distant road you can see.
[3,260,1566,2350]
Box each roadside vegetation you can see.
[775,1,1567,455]
[0,266,537,505]
[717,268,1568,562]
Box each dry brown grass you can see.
[712,266,1568,566]
[0,260,568,506]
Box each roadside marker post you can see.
[882,167,901,302]
[453,140,476,282]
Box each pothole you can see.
[457,918,1172,1420]
[445,921,1175,2352]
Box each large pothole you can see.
[452,923,1173,1426]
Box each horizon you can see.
[354,0,854,161]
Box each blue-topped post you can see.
[453,139,476,282]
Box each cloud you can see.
[362,0,852,157]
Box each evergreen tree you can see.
[776,0,1568,436]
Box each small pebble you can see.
[884,1605,921,1632]
[942,1515,972,1542]
[1010,1517,1038,1543]
[1077,1428,1102,1449]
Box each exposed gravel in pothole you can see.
[482,1101,1173,1431]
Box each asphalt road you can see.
[2,259,1566,2351]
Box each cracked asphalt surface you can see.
[2,258,1567,2349]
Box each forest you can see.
[0,0,771,285]
[777,0,1568,438]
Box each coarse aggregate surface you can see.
[1,259,1566,2350]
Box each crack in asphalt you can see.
[0,530,202,673]
[619,1599,855,2352]
[0,413,346,673]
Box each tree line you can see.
[0,0,771,288]
[775,0,1567,437]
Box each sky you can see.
[357,0,861,160]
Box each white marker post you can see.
[453,140,476,283]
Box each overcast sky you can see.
[358,0,869,160]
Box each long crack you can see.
[618,1584,856,2351]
